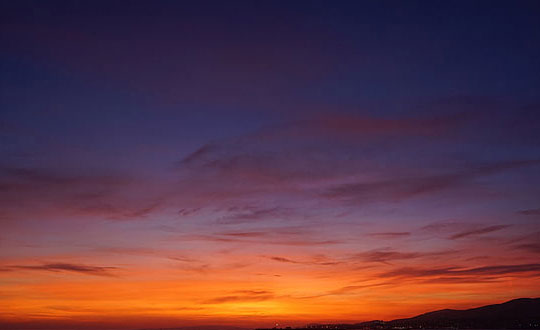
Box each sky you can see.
[1,1,540,329]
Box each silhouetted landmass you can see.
[386,298,539,329]
[256,298,540,330]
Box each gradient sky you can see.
[1,1,540,329]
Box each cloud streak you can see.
[323,160,540,203]
[450,225,510,239]
[265,255,342,266]
[7,262,118,277]
[368,232,411,239]
[354,249,454,264]
[381,263,540,279]
[177,234,342,246]
[518,208,540,216]
[203,290,275,304]
[0,165,164,221]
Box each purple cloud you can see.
[450,225,511,240]
[9,262,118,277]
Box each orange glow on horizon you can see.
[2,254,540,329]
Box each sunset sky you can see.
[1,1,540,329]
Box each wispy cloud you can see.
[7,262,118,277]
[323,160,540,203]
[203,290,275,304]
[354,248,454,264]
[518,208,540,216]
[217,225,308,239]
[367,232,411,239]
[450,225,510,239]
[168,256,200,263]
[381,263,540,279]
[298,282,392,299]
[264,255,341,266]
[514,243,540,253]
[0,165,162,221]
[216,206,292,224]
[177,234,342,246]
[173,111,488,206]
[419,276,503,284]
[325,282,391,295]
[422,221,515,241]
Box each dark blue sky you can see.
[2,2,540,159]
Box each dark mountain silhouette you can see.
[386,297,540,328]
[258,298,540,330]
[142,298,540,330]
